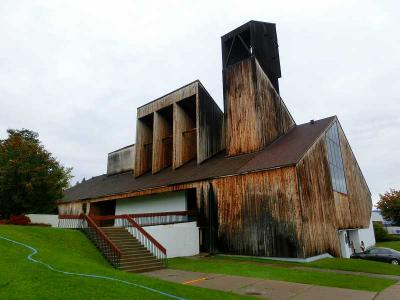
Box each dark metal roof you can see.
[60,116,336,203]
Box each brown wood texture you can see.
[295,119,372,257]
[336,122,372,228]
[223,56,295,156]
[152,110,173,174]
[197,84,225,164]
[134,115,154,177]
[135,80,224,174]
[60,121,370,258]
[137,82,197,118]
[58,201,88,215]
[296,137,340,257]
[173,99,197,169]
[210,168,303,257]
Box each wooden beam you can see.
[152,110,173,174]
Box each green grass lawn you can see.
[168,256,396,292]
[0,225,254,300]
[211,242,400,277]
[307,257,400,275]
[376,240,400,251]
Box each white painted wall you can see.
[338,230,352,258]
[27,214,59,227]
[338,217,376,258]
[144,221,199,258]
[115,191,186,215]
[107,145,135,175]
[357,218,376,251]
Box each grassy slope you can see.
[169,257,396,292]
[376,241,400,251]
[0,225,253,300]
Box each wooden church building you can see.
[58,21,373,260]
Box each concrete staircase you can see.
[101,227,165,273]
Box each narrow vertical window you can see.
[325,122,347,194]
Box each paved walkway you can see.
[375,281,400,300]
[292,266,400,281]
[145,269,389,299]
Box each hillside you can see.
[0,225,251,300]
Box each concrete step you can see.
[114,243,143,249]
[111,240,141,245]
[116,244,145,249]
[104,231,134,239]
[102,229,127,233]
[120,258,160,267]
[121,252,155,259]
[120,261,164,271]
[121,249,151,255]
[121,260,163,269]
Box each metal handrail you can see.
[58,213,168,267]
[82,214,122,258]
[124,215,166,255]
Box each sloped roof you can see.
[60,116,336,203]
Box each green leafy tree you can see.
[377,189,400,226]
[0,129,72,218]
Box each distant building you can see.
[372,210,400,235]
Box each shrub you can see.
[374,222,390,242]
[0,219,9,224]
[9,215,31,225]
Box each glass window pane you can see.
[325,121,347,194]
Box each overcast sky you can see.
[1,0,399,205]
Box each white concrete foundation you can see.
[27,214,59,227]
[339,217,376,258]
[143,221,199,258]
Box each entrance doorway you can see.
[89,200,116,226]
[338,229,361,258]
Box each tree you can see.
[0,129,72,218]
[376,189,400,226]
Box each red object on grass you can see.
[9,215,31,225]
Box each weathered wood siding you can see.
[296,137,340,257]
[134,115,153,177]
[58,201,88,215]
[135,80,224,175]
[152,110,173,174]
[197,84,224,164]
[63,122,370,258]
[137,82,197,118]
[336,122,372,228]
[295,120,372,257]
[223,56,295,156]
[210,168,303,257]
[173,99,197,169]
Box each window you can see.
[369,248,379,254]
[378,249,391,255]
[325,122,347,194]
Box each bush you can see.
[374,222,390,242]
[0,219,9,224]
[9,215,31,225]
